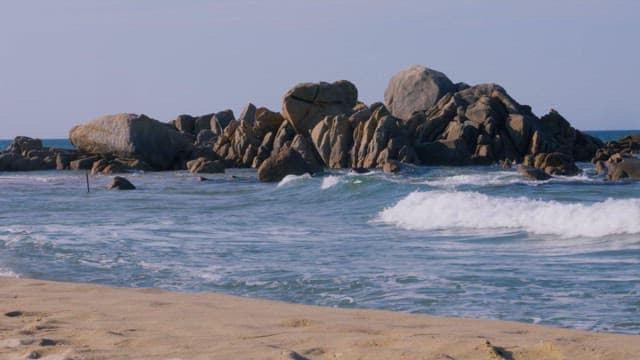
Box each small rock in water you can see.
[383,161,400,174]
[108,176,136,190]
[350,167,370,174]
[517,165,551,181]
[197,176,209,182]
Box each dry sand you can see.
[0,277,638,360]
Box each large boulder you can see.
[257,146,319,182]
[384,65,456,120]
[69,113,192,170]
[282,80,358,134]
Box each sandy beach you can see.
[0,277,637,360]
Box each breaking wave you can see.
[377,191,640,237]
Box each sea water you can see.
[0,131,639,334]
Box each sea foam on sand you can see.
[377,191,640,238]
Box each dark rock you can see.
[108,176,136,190]
[517,165,551,180]
[290,135,324,173]
[39,339,57,347]
[69,113,192,170]
[595,160,608,175]
[4,310,23,317]
[384,65,456,120]
[186,157,225,173]
[282,80,358,134]
[257,146,319,182]
[194,113,214,134]
[608,158,640,181]
[6,136,43,155]
[350,167,370,174]
[175,114,196,135]
[196,129,217,146]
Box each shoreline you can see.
[1,277,638,359]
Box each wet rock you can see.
[108,176,136,190]
[257,146,318,182]
[534,152,581,176]
[383,160,401,173]
[282,80,358,134]
[384,65,456,120]
[517,165,551,180]
[608,158,640,181]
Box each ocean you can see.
[0,130,639,334]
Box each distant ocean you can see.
[1,129,639,334]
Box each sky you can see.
[1,0,638,138]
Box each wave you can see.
[276,173,311,187]
[0,267,18,277]
[377,191,640,237]
[321,175,341,190]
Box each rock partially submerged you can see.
[257,146,319,182]
[517,165,551,181]
[608,158,640,181]
[108,176,136,190]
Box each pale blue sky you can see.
[1,0,638,138]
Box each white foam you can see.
[321,175,341,190]
[276,173,311,187]
[0,267,18,277]
[377,191,640,238]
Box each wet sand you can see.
[1,277,638,359]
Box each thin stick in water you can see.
[86,171,90,193]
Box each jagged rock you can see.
[252,131,275,169]
[6,136,43,155]
[608,158,640,181]
[384,65,456,120]
[238,103,257,124]
[310,114,353,168]
[282,80,358,134]
[212,116,260,167]
[595,160,608,175]
[351,106,415,168]
[211,110,235,134]
[257,146,319,182]
[271,121,296,156]
[108,176,136,190]
[69,113,192,170]
[91,159,109,174]
[517,165,551,180]
[186,157,225,173]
